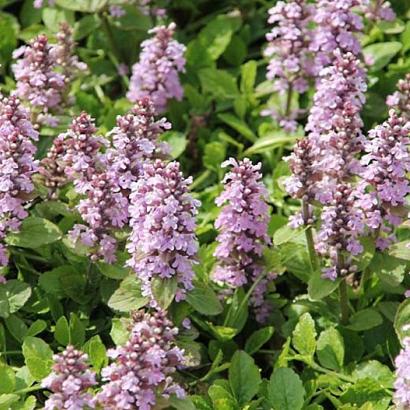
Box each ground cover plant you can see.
[0,0,410,409]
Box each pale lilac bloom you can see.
[306,50,367,193]
[263,0,315,130]
[97,310,185,410]
[310,0,365,73]
[362,0,395,21]
[317,184,365,279]
[127,23,186,112]
[117,63,129,76]
[213,158,273,322]
[109,5,126,18]
[58,113,122,262]
[394,338,410,409]
[12,35,65,125]
[0,96,38,274]
[52,23,87,81]
[106,97,170,192]
[42,345,97,410]
[127,160,200,302]
[284,138,322,225]
[358,110,410,249]
[387,74,410,121]
[33,0,55,8]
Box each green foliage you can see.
[0,0,408,408]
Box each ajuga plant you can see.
[0,1,409,409]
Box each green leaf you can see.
[308,271,341,301]
[340,378,391,408]
[218,113,256,142]
[395,298,410,342]
[151,277,177,310]
[347,309,383,331]
[39,266,73,298]
[22,336,53,380]
[20,0,42,27]
[208,384,236,410]
[6,217,62,249]
[353,361,394,389]
[245,326,274,355]
[162,131,187,159]
[83,335,107,371]
[203,142,226,172]
[198,16,234,60]
[388,240,410,260]
[241,60,257,94]
[240,60,258,94]
[281,243,312,283]
[0,365,15,394]
[370,253,406,287]
[69,313,85,346]
[228,351,261,405]
[3,280,31,314]
[267,368,305,410]
[0,394,19,408]
[292,313,316,358]
[317,328,344,371]
[107,276,148,312]
[42,7,74,32]
[363,41,402,71]
[5,314,28,343]
[110,318,130,346]
[55,0,107,12]
[169,396,197,410]
[186,285,223,316]
[97,262,129,280]
[273,225,305,246]
[0,287,9,319]
[199,69,239,99]
[55,316,69,346]
[401,22,410,53]
[26,320,47,337]
[223,35,246,66]
[243,133,298,156]
[0,12,18,63]
[59,270,86,304]
[73,14,101,40]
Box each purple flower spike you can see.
[306,50,366,189]
[387,74,410,120]
[52,22,87,82]
[42,345,97,410]
[213,158,273,322]
[362,0,396,22]
[97,309,185,410]
[12,34,65,125]
[358,109,410,249]
[0,95,38,272]
[127,160,200,302]
[311,0,364,72]
[107,97,170,192]
[263,0,315,130]
[127,23,186,112]
[394,338,410,409]
[317,184,365,279]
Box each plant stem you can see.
[285,84,293,117]
[14,384,43,395]
[337,252,349,325]
[311,362,354,383]
[302,200,319,271]
[224,270,268,326]
[339,278,349,325]
[0,350,22,356]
